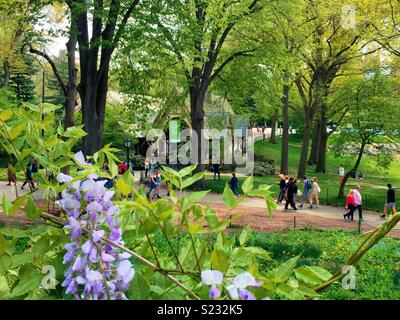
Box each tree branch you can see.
[210,49,256,82]
[28,45,67,96]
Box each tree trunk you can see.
[315,108,328,173]
[64,18,78,129]
[338,141,366,198]
[190,87,206,189]
[308,122,319,165]
[3,60,10,87]
[297,107,311,178]
[269,109,278,144]
[81,72,109,155]
[280,81,290,175]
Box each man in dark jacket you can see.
[229,172,239,197]
[382,184,396,218]
[284,178,298,210]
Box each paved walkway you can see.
[1,180,399,237]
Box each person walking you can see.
[277,174,286,203]
[338,164,345,184]
[299,176,312,208]
[21,163,35,190]
[293,179,299,204]
[353,185,363,220]
[284,178,298,210]
[382,184,396,219]
[7,163,16,186]
[309,177,320,209]
[146,170,161,200]
[118,162,127,175]
[344,189,356,221]
[229,172,239,198]
[213,163,220,181]
[144,158,149,178]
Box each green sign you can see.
[169,119,181,143]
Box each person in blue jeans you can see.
[229,172,239,197]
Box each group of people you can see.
[6,159,39,190]
[277,174,321,211]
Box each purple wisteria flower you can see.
[226,272,262,300]
[201,270,223,299]
[58,152,135,300]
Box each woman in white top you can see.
[309,176,320,209]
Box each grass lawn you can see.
[205,136,400,213]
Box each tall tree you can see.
[330,70,400,198]
[122,0,266,187]
[63,0,141,155]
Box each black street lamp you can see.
[124,138,132,170]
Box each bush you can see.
[253,161,276,176]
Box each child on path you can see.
[309,177,320,209]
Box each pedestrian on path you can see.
[353,185,363,220]
[21,163,35,190]
[277,174,287,203]
[382,183,396,219]
[284,178,298,210]
[7,163,16,186]
[144,158,149,178]
[146,170,161,200]
[299,176,312,208]
[344,189,356,221]
[213,163,220,181]
[229,172,239,198]
[309,177,320,209]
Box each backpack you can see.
[306,179,313,190]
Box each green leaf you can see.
[186,190,210,205]
[0,227,28,238]
[276,284,304,300]
[239,227,252,246]
[0,276,10,299]
[128,270,150,300]
[0,110,13,121]
[243,246,271,260]
[10,125,25,140]
[0,234,4,255]
[211,249,230,273]
[11,264,43,297]
[241,176,253,194]
[188,223,205,234]
[32,238,50,257]
[273,255,300,283]
[116,171,134,195]
[178,164,197,177]
[24,197,39,219]
[62,126,87,139]
[182,172,204,189]
[223,184,236,209]
[1,194,12,216]
[294,266,333,286]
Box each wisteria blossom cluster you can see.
[58,152,135,300]
[201,270,266,300]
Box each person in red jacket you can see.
[118,162,127,174]
[343,189,356,221]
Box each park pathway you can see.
[1,180,399,237]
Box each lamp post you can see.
[124,138,131,170]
